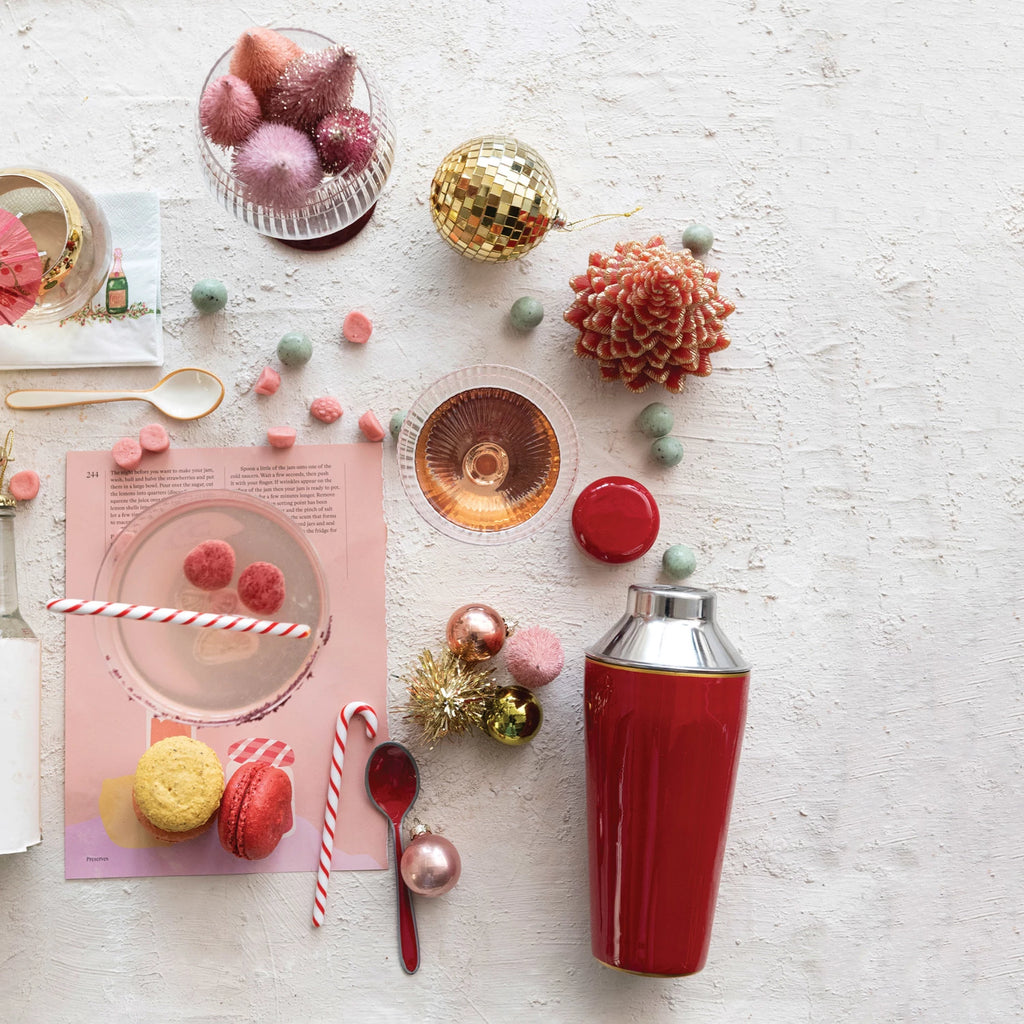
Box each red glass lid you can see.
[571,476,660,564]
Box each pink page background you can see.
[63,444,388,880]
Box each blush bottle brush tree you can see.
[199,74,262,147]
[229,27,304,101]
[232,122,323,209]
[314,108,376,175]
[263,45,358,133]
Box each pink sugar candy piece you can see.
[112,437,143,471]
[358,410,385,442]
[503,626,565,688]
[184,540,236,591]
[139,423,170,453]
[267,426,297,449]
[254,367,281,395]
[238,561,286,616]
[342,310,372,344]
[309,396,343,423]
[8,470,40,501]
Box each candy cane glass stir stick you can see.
[313,701,378,927]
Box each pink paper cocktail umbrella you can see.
[0,208,43,325]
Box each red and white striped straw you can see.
[46,598,311,639]
[313,700,379,928]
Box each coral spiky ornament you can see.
[564,235,736,394]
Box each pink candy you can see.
[267,426,297,449]
[238,561,286,615]
[342,310,372,344]
[8,470,39,501]
[184,539,236,591]
[254,367,281,395]
[139,423,170,453]
[358,411,385,442]
[112,437,143,470]
[310,396,343,423]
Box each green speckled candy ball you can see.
[389,410,407,441]
[509,296,544,330]
[637,401,674,438]
[682,223,714,259]
[662,544,697,579]
[277,331,313,366]
[190,279,227,313]
[651,436,684,467]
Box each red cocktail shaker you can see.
[585,584,750,976]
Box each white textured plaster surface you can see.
[0,0,1022,1020]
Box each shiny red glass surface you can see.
[584,658,749,976]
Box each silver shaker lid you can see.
[587,584,750,674]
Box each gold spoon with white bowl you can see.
[5,367,225,420]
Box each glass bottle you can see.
[0,502,42,853]
[105,246,128,315]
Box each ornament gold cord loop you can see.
[558,206,643,232]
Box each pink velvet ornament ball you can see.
[503,626,564,688]
[232,123,323,209]
[263,45,357,133]
[229,27,303,102]
[199,74,263,147]
[314,108,375,175]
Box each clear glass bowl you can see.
[0,168,112,323]
[397,365,580,544]
[195,28,396,247]
[92,489,329,726]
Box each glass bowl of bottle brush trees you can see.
[196,27,396,249]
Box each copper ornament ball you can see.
[445,604,507,662]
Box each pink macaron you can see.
[218,762,293,860]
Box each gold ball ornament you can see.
[429,136,565,262]
[446,604,507,663]
[482,685,543,745]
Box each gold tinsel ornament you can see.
[400,649,496,746]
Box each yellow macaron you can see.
[132,736,224,841]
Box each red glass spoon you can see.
[365,741,420,974]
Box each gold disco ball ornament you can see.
[429,136,566,262]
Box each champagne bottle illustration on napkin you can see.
[105,247,128,315]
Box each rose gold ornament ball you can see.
[445,604,507,662]
[400,828,462,897]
